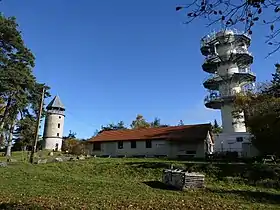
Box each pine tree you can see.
[212,119,222,134]
[270,63,280,97]
[150,117,161,128]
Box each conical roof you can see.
[46,95,65,110]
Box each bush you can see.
[255,179,280,189]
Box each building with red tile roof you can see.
[87,123,214,158]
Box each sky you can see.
[1,0,279,139]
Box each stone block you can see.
[162,169,205,190]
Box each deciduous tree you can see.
[233,65,280,155]
[130,114,150,129]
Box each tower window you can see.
[57,133,59,137]
[58,123,60,128]
[59,116,61,119]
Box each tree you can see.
[233,76,280,155]
[264,63,280,97]
[176,0,280,55]
[212,119,222,134]
[150,117,161,128]
[13,115,37,151]
[65,130,77,139]
[130,114,150,129]
[178,120,184,126]
[99,121,127,133]
[0,14,36,130]
[0,14,51,157]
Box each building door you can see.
[55,143,59,151]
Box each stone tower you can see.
[43,96,65,151]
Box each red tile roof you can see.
[88,123,212,143]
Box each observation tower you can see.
[200,29,256,153]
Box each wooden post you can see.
[30,87,45,164]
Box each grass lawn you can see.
[0,157,280,210]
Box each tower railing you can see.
[239,67,256,76]
[230,48,252,56]
[204,89,248,104]
[204,54,220,63]
[201,29,251,48]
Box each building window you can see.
[118,141,123,149]
[57,133,59,137]
[131,141,136,149]
[146,140,152,148]
[93,142,101,151]
[59,116,61,119]
[236,137,243,142]
[58,123,60,128]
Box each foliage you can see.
[61,138,87,155]
[0,158,280,209]
[176,0,280,55]
[233,64,280,155]
[264,63,280,97]
[130,114,151,129]
[150,117,169,127]
[98,121,127,134]
[212,119,222,134]
[63,130,77,139]
[150,117,161,128]
[178,119,184,126]
[13,115,37,151]
[0,14,51,156]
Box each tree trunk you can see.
[6,122,15,161]
[0,97,12,131]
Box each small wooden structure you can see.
[162,169,205,190]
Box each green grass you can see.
[1,157,280,210]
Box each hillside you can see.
[0,158,280,210]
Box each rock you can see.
[54,157,63,162]
[69,157,77,161]
[62,157,71,161]
[10,159,17,162]
[77,155,85,160]
[0,162,7,167]
[86,155,91,158]
[48,151,54,156]
[37,159,47,164]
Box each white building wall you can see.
[88,139,208,158]
[43,113,65,151]
[213,132,251,155]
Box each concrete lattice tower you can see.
[201,29,256,133]
[43,96,65,151]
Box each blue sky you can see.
[1,0,279,139]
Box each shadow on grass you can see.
[126,162,174,169]
[143,181,179,191]
[0,203,45,210]
[208,188,280,205]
